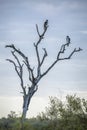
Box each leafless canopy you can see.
[5,20,82,119]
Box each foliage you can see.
[0,95,87,130]
[37,95,87,130]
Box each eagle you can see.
[66,36,71,46]
[44,20,48,29]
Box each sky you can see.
[0,0,87,118]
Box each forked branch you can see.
[5,20,82,88]
[5,20,82,120]
[41,46,82,78]
[5,44,35,84]
[34,20,48,77]
[6,53,26,95]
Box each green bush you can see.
[0,95,87,130]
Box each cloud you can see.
[0,0,87,118]
[1,0,87,10]
[79,30,87,34]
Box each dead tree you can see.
[5,20,82,120]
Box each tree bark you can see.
[21,95,31,130]
[22,95,29,119]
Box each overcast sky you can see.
[0,0,87,118]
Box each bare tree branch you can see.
[5,44,35,84]
[41,45,82,78]
[23,57,35,83]
[40,48,47,66]
[34,43,41,77]
[5,44,26,58]
[35,20,48,46]
[36,24,41,37]
[6,58,26,95]
[6,59,20,77]
[5,19,82,121]
[34,20,49,78]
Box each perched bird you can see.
[44,20,48,29]
[66,36,70,46]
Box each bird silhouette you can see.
[44,20,48,29]
[66,36,70,46]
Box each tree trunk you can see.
[5,21,82,129]
[22,95,31,119]
[21,95,31,130]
